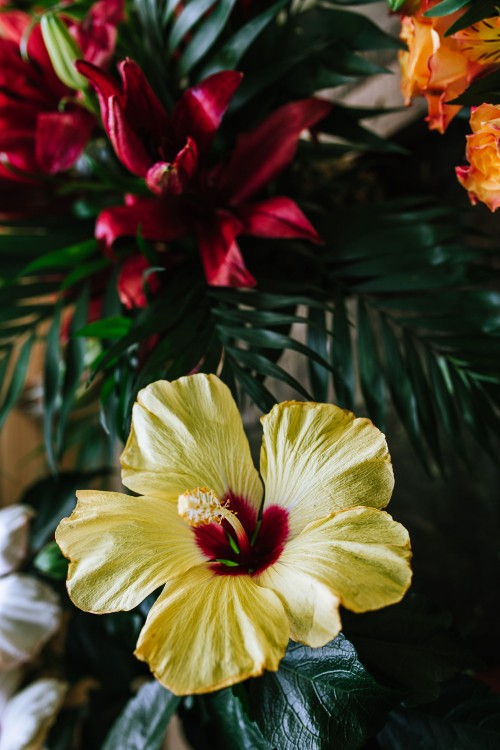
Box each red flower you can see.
[77,59,242,195]
[117,253,161,309]
[88,60,330,287]
[0,3,123,181]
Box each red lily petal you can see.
[236,196,322,243]
[172,71,242,158]
[76,59,123,108]
[146,137,198,196]
[35,108,94,174]
[118,253,160,309]
[107,94,152,175]
[119,59,170,145]
[216,98,332,205]
[96,196,188,250]
[196,210,256,288]
[0,10,29,43]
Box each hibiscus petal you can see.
[0,678,67,750]
[0,574,61,670]
[260,402,394,537]
[256,565,342,647]
[135,565,289,694]
[0,505,34,577]
[279,507,412,613]
[56,490,204,613]
[237,196,322,242]
[121,374,263,509]
[216,98,332,205]
[172,71,242,159]
[196,210,256,287]
[95,196,188,249]
[35,108,94,174]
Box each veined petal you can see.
[236,196,322,243]
[135,565,289,694]
[281,507,412,614]
[0,574,61,671]
[121,374,263,509]
[0,678,67,750]
[172,71,242,159]
[196,210,256,287]
[0,505,33,577]
[257,565,342,647]
[260,402,394,537]
[56,490,204,613]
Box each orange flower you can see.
[456,103,500,211]
[399,1,489,133]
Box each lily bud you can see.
[40,15,88,91]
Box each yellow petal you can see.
[56,490,205,613]
[256,565,342,647]
[121,375,263,509]
[260,402,394,536]
[280,507,411,613]
[135,566,289,695]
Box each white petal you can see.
[0,669,23,719]
[0,574,61,671]
[0,678,67,750]
[0,506,34,577]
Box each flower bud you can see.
[40,15,88,91]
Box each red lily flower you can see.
[0,4,123,181]
[76,59,242,196]
[95,91,331,287]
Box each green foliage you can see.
[248,635,397,750]
[102,680,180,750]
[379,678,500,749]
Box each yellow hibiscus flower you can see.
[56,374,412,696]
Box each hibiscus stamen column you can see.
[178,487,250,556]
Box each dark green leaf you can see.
[207,689,269,750]
[249,635,397,750]
[0,334,34,429]
[178,0,240,76]
[307,306,329,401]
[332,290,354,409]
[44,305,63,473]
[102,680,180,750]
[357,301,385,430]
[77,317,132,340]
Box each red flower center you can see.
[194,494,289,576]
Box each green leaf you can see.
[178,0,240,76]
[200,0,289,75]
[342,595,470,703]
[379,678,500,750]
[332,290,354,409]
[77,317,133,340]
[357,300,385,430]
[44,305,63,473]
[207,689,269,750]
[423,0,471,16]
[249,635,397,750]
[102,680,180,750]
[56,287,90,457]
[307,306,329,401]
[168,0,215,54]
[0,334,34,430]
[34,540,69,580]
[19,238,98,275]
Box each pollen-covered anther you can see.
[178,487,230,528]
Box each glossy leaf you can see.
[249,635,397,750]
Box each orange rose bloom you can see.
[456,103,500,211]
[399,1,489,133]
